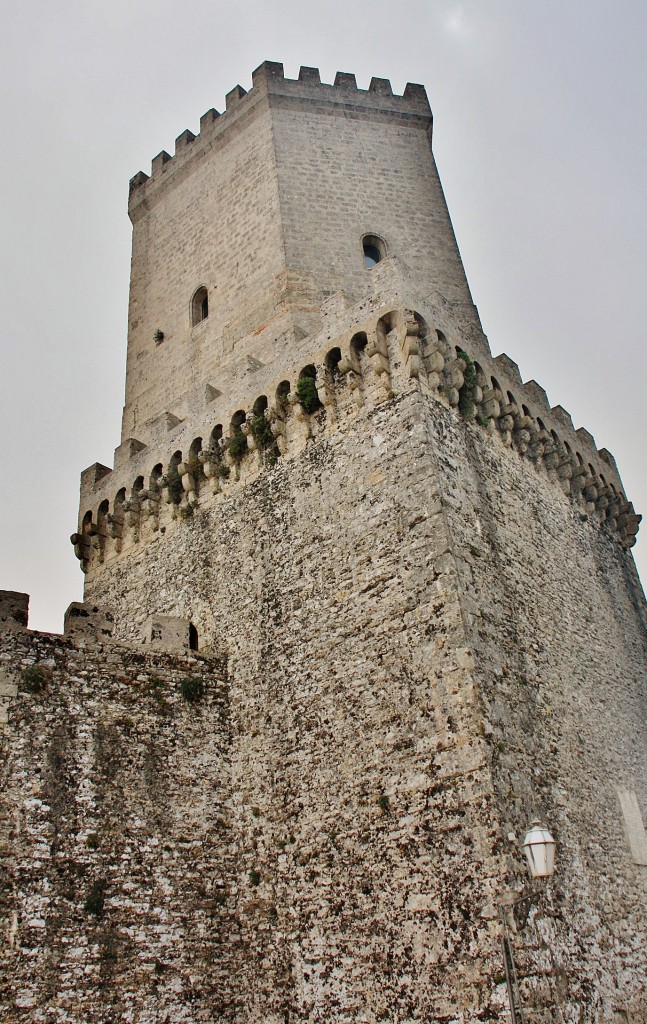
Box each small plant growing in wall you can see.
[296,374,322,415]
[20,664,51,694]
[228,430,249,464]
[457,349,477,421]
[165,464,183,504]
[179,677,204,703]
[250,414,279,465]
[377,794,390,812]
[250,415,274,449]
[85,878,107,916]
[249,869,261,887]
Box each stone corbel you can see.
[70,532,91,572]
[199,447,223,494]
[122,496,141,540]
[400,313,421,379]
[141,488,161,528]
[177,462,198,505]
[480,387,500,420]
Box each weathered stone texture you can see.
[2,63,646,1024]
[0,632,231,1022]
[124,102,285,441]
[75,368,647,1021]
[80,387,509,1019]
[420,398,647,1021]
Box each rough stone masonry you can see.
[1,62,646,1023]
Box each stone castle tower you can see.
[1,62,646,1022]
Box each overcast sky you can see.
[1,0,645,633]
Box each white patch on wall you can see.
[617,788,647,866]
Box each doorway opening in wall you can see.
[189,623,199,651]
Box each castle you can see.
[1,61,646,1023]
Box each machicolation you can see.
[75,297,640,576]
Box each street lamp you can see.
[523,820,556,879]
[499,820,557,1024]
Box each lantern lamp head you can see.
[523,820,556,878]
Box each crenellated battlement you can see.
[127,61,431,218]
[74,292,641,578]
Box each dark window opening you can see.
[192,287,209,326]
[363,244,381,268]
[189,623,199,650]
[325,347,342,376]
[362,234,386,269]
[350,332,368,356]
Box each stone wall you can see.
[0,627,233,1022]
[270,76,472,309]
[420,396,647,1021]
[73,346,647,1020]
[4,348,647,1019]
[76,289,638,573]
[124,98,285,443]
[74,379,514,1020]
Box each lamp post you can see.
[523,820,556,879]
[499,820,556,1024]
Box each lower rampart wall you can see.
[0,631,232,1022]
[3,374,646,1021]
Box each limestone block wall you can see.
[78,357,646,1020]
[429,405,647,1015]
[122,62,478,447]
[64,275,645,1022]
[76,281,639,576]
[4,341,647,1021]
[124,98,285,442]
[2,402,513,1021]
[80,385,516,1020]
[418,401,647,1021]
[0,627,232,1022]
[268,68,473,310]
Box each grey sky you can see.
[1,0,645,632]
